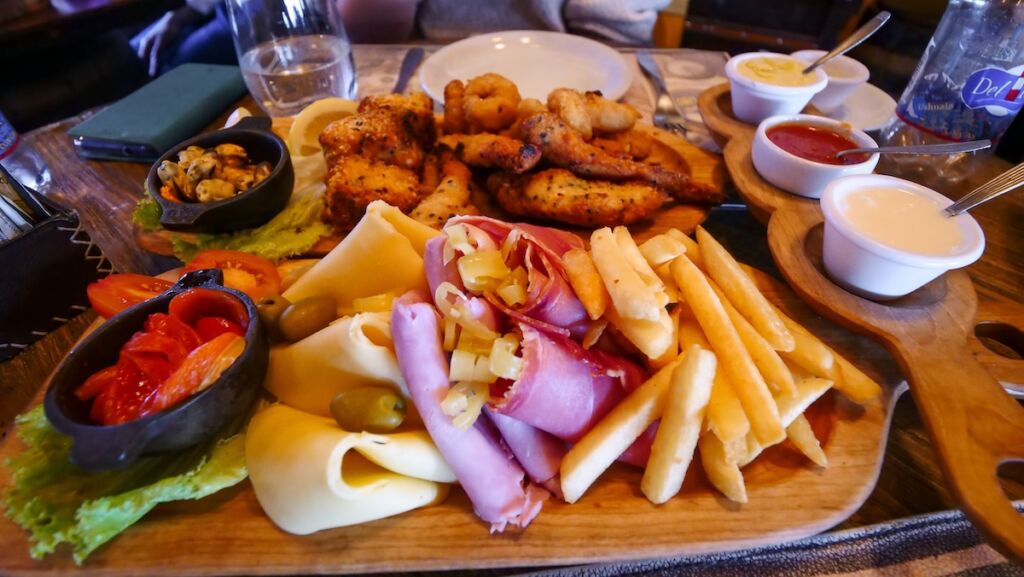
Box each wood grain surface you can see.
[699,82,1024,563]
[0,270,906,576]
[0,47,1022,575]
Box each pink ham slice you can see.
[486,408,566,498]
[391,291,545,532]
[490,325,645,443]
[445,216,589,336]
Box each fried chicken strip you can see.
[320,93,435,171]
[437,133,541,174]
[487,169,664,227]
[521,113,719,203]
[324,156,422,229]
[592,129,654,160]
[411,153,479,228]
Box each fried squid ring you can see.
[463,73,521,133]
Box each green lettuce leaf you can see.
[133,183,332,262]
[2,407,247,563]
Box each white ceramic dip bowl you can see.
[790,49,870,114]
[725,52,828,124]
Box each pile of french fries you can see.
[559,226,883,505]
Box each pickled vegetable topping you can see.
[75,289,247,425]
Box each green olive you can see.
[256,295,291,340]
[330,387,407,433]
[277,295,337,342]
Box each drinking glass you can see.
[226,0,358,117]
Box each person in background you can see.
[134,0,668,76]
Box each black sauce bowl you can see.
[44,269,268,472]
[145,116,294,233]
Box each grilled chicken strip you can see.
[521,113,720,204]
[487,169,664,227]
[437,133,541,174]
[319,93,435,172]
[324,156,422,230]
[411,153,479,228]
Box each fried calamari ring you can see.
[463,73,521,133]
[443,80,468,135]
[547,88,593,140]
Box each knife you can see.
[392,47,425,94]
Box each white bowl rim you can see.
[820,174,986,268]
[789,50,870,85]
[754,114,879,170]
[726,52,828,95]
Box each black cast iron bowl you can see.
[145,116,294,233]
[44,269,269,471]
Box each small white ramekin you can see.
[820,174,985,300]
[751,114,879,199]
[791,50,870,114]
[725,52,828,124]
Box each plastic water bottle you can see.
[0,110,51,192]
[879,0,1024,185]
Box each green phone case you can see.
[68,64,248,162]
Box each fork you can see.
[945,161,1024,215]
[635,50,690,136]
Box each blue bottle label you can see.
[961,65,1024,117]
[0,111,17,160]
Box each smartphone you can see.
[72,136,160,162]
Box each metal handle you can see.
[636,50,669,96]
[802,11,891,75]
[945,161,1024,216]
[836,139,991,158]
[393,47,424,94]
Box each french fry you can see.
[582,318,608,349]
[613,226,668,302]
[640,234,687,267]
[654,261,680,304]
[671,255,785,446]
[649,306,681,370]
[698,432,747,503]
[834,354,884,403]
[695,227,794,352]
[561,357,685,503]
[564,248,610,321]
[710,282,797,395]
[666,229,704,270]
[604,303,675,361]
[738,376,833,466]
[591,228,662,321]
[641,345,716,504]
[786,414,827,467]
[769,302,837,380]
[678,309,750,443]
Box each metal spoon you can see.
[945,161,1024,216]
[835,139,991,158]
[802,11,891,75]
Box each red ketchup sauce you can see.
[765,123,869,165]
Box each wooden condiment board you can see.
[698,82,1024,563]
[2,269,908,576]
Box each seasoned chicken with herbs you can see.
[437,133,541,173]
[324,157,421,228]
[411,152,480,228]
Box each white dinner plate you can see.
[419,30,631,102]
[826,83,898,132]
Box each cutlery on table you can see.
[636,50,691,136]
[0,163,52,221]
[392,47,425,94]
[945,161,1024,215]
[835,139,991,158]
[801,11,891,75]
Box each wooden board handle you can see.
[893,342,1024,564]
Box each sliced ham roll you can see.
[391,291,545,532]
[486,408,566,498]
[445,216,589,336]
[490,325,645,443]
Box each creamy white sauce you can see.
[838,187,966,256]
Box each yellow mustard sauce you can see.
[738,57,820,87]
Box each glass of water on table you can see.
[227,0,357,117]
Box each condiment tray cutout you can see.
[699,81,1024,563]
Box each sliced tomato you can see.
[86,274,173,318]
[193,317,245,341]
[169,288,249,334]
[150,333,244,413]
[184,250,281,301]
[75,365,120,401]
[89,359,161,425]
[143,313,203,352]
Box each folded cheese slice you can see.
[265,312,406,416]
[247,404,454,535]
[284,200,441,311]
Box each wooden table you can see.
[1,44,1022,571]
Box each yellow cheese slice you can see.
[265,312,406,416]
[283,200,441,311]
[247,404,454,535]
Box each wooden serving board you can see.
[698,82,1024,563]
[135,122,726,259]
[1,269,907,576]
